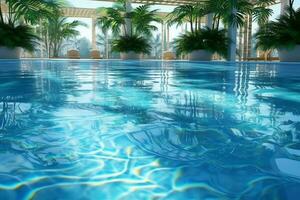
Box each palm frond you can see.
[0,23,39,51]
[255,7,300,50]
[174,28,228,57]
[4,0,62,24]
[112,35,151,54]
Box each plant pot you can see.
[120,51,141,60]
[189,50,212,61]
[0,47,21,59]
[278,45,300,62]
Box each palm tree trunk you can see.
[0,1,4,24]
[190,20,194,33]
[122,24,127,36]
[53,38,58,58]
[238,26,243,61]
[189,14,195,33]
[216,17,220,30]
[105,33,109,59]
[242,15,249,61]
[8,3,13,25]
[228,0,238,61]
[246,14,253,59]
[212,14,217,29]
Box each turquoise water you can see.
[0,60,300,200]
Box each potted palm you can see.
[167,2,233,61]
[112,35,151,59]
[255,5,300,62]
[97,3,160,60]
[174,28,229,61]
[0,0,59,59]
[0,23,38,58]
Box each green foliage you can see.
[255,7,300,51]
[174,28,229,57]
[38,16,86,57]
[97,7,125,36]
[0,23,39,51]
[167,3,208,33]
[97,3,160,37]
[112,35,151,54]
[205,0,253,29]
[0,0,62,25]
[132,5,161,37]
[97,3,159,53]
[199,0,275,30]
[0,0,62,51]
[252,0,276,26]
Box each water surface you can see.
[0,60,300,199]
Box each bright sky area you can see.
[67,0,300,42]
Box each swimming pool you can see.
[0,60,300,199]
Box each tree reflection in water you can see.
[126,62,300,172]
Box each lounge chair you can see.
[163,51,176,60]
[90,50,101,59]
[67,50,80,59]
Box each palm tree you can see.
[0,0,61,52]
[97,2,126,36]
[131,4,161,37]
[255,5,300,51]
[206,0,253,30]
[167,2,208,33]
[205,0,275,60]
[252,0,275,26]
[0,0,61,25]
[237,0,275,60]
[97,2,160,37]
[96,2,160,55]
[38,16,86,58]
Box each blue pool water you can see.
[0,60,300,200]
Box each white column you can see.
[125,0,132,36]
[39,20,43,58]
[281,0,289,14]
[161,22,165,59]
[40,40,43,58]
[166,25,170,50]
[206,14,213,29]
[105,33,109,59]
[92,17,97,49]
[228,0,237,61]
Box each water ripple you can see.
[0,60,300,199]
